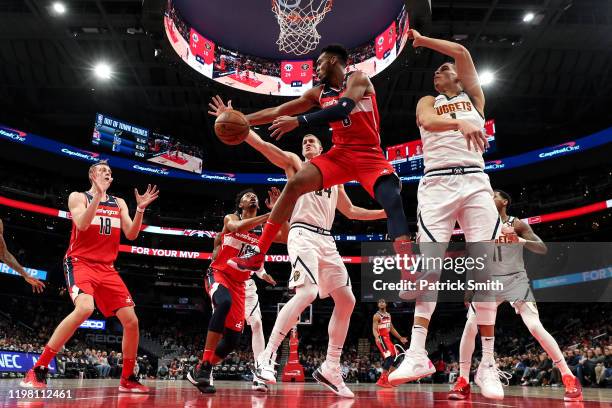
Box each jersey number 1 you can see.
[99,217,112,235]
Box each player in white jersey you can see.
[210,233,277,393]
[243,130,386,398]
[448,190,583,402]
[389,30,504,399]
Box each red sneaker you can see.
[448,376,471,400]
[20,366,48,389]
[119,375,150,393]
[228,247,264,272]
[376,371,393,388]
[562,374,582,402]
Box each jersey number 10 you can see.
[99,217,112,235]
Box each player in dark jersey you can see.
[373,299,407,387]
[188,188,287,394]
[0,218,46,293]
[208,44,411,272]
[20,160,158,392]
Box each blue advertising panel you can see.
[1,124,611,185]
[0,350,57,373]
[79,320,106,330]
[0,263,48,281]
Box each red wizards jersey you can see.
[65,192,121,264]
[377,311,392,337]
[318,71,381,147]
[211,224,262,282]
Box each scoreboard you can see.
[92,113,149,158]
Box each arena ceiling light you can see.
[523,12,535,23]
[52,2,66,15]
[479,71,495,87]
[94,62,113,80]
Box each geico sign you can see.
[80,320,106,330]
[85,334,122,344]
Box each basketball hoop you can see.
[272,0,333,56]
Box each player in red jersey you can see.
[20,160,158,392]
[373,299,407,387]
[0,218,46,293]
[208,44,411,272]
[188,188,287,394]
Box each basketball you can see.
[214,110,249,145]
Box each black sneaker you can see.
[187,362,215,394]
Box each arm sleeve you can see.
[297,97,356,127]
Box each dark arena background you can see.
[0,0,611,407]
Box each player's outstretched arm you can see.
[410,29,484,113]
[269,72,370,140]
[514,219,548,254]
[0,219,45,293]
[336,185,387,221]
[417,96,488,152]
[245,130,302,178]
[246,88,320,126]
[118,184,160,240]
[224,213,270,234]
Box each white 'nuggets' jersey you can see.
[290,185,338,231]
[490,216,527,276]
[419,92,485,172]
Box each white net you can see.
[272,0,333,56]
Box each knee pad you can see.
[208,285,232,333]
[374,175,409,239]
[383,356,394,370]
[414,301,436,321]
[215,329,241,359]
[472,301,497,326]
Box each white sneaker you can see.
[251,379,268,392]
[253,352,278,384]
[475,361,507,400]
[388,347,435,386]
[312,361,354,398]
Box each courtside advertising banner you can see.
[0,350,56,373]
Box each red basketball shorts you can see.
[205,268,246,332]
[376,335,396,358]
[63,256,134,317]
[310,144,396,198]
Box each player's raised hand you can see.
[208,95,233,117]
[408,29,424,47]
[269,116,298,140]
[24,275,45,294]
[457,120,489,153]
[265,187,281,209]
[93,172,112,196]
[135,184,159,209]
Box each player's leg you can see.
[516,302,582,401]
[457,175,504,399]
[115,306,149,393]
[448,306,477,400]
[255,279,318,384]
[232,148,353,271]
[373,174,410,241]
[247,312,265,362]
[21,293,95,388]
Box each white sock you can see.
[409,325,428,352]
[459,314,477,380]
[481,336,495,364]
